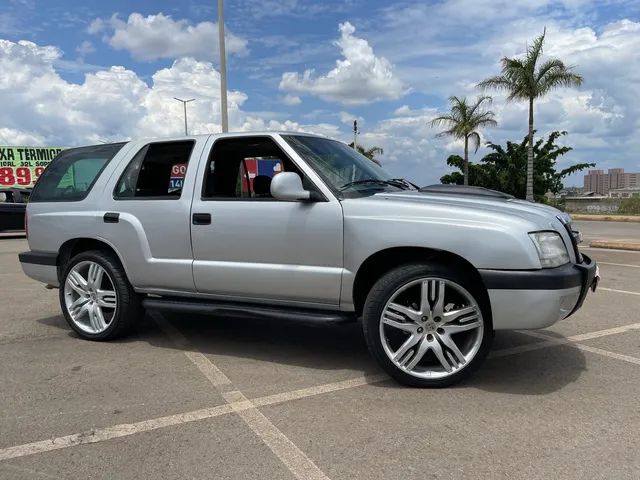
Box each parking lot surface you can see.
[1,223,639,479]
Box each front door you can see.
[190,135,344,307]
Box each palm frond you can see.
[537,70,583,95]
[468,132,482,153]
[526,28,546,68]
[476,113,498,128]
[477,75,514,91]
[435,128,462,139]
[536,58,565,82]
[430,115,456,128]
[468,95,492,117]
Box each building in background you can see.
[583,168,639,195]
[609,187,640,198]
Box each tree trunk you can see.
[526,97,534,201]
[463,135,469,186]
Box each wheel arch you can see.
[57,237,130,284]
[352,247,489,317]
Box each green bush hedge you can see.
[618,197,640,215]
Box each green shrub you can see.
[618,197,640,215]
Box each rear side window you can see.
[114,141,194,199]
[30,143,125,202]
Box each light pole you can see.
[352,120,359,151]
[174,97,195,135]
[218,0,229,132]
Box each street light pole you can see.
[174,97,195,135]
[218,0,229,132]
[353,120,359,151]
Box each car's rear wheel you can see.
[362,263,493,387]
[60,250,141,340]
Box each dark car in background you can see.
[0,188,30,232]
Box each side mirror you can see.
[271,172,314,201]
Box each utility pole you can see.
[218,0,229,132]
[352,120,359,151]
[174,98,195,135]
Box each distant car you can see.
[18,133,599,387]
[0,188,30,232]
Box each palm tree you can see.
[430,95,497,185]
[477,29,583,201]
[348,142,384,165]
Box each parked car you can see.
[0,188,30,232]
[18,133,599,387]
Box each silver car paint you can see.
[23,132,583,329]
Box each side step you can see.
[142,297,356,326]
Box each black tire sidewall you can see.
[59,250,139,341]
[362,263,493,388]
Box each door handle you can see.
[192,213,211,225]
[103,212,119,223]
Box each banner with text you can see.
[0,146,65,188]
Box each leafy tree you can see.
[430,95,497,185]
[478,29,583,201]
[348,142,384,165]
[440,131,594,200]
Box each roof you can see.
[44,131,334,152]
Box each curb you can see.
[589,240,640,251]
[572,214,640,223]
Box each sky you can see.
[1,0,639,186]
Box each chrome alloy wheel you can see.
[379,277,483,379]
[64,261,118,334]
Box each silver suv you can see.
[19,133,598,387]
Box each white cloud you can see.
[279,22,407,105]
[89,13,248,62]
[280,94,301,106]
[0,38,338,146]
[75,40,95,57]
[339,111,364,126]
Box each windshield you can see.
[282,135,408,196]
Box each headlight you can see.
[529,231,570,268]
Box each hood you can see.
[347,189,568,231]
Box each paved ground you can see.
[1,223,639,479]
[573,220,640,244]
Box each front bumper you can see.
[480,254,599,330]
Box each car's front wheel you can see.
[362,263,493,387]
[59,250,141,340]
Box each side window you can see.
[114,141,194,199]
[202,137,309,200]
[30,143,125,202]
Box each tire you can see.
[59,250,141,340]
[362,262,493,387]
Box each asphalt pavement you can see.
[0,222,638,479]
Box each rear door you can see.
[190,134,344,307]
[98,138,207,293]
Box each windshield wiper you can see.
[388,178,418,190]
[339,179,408,191]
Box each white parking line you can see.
[597,261,640,269]
[490,322,640,358]
[572,344,640,366]
[0,403,236,461]
[599,287,640,296]
[520,327,640,366]
[1,320,636,463]
[0,373,384,462]
[581,246,640,254]
[153,313,331,480]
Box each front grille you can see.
[557,215,583,264]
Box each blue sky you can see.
[1,0,639,186]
